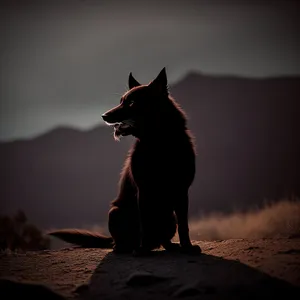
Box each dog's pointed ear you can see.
[149,67,169,95]
[128,72,141,89]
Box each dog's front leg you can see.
[175,193,201,254]
[132,189,154,256]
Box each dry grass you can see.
[49,198,300,249]
[188,198,300,241]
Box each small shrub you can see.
[0,210,50,251]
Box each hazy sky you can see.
[1,0,299,141]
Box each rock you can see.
[0,278,66,300]
[126,271,170,287]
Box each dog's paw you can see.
[132,247,152,257]
[180,244,202,255]
[163,242,181,252]
[113,245,133,254]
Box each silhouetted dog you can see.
[49,68,200,255]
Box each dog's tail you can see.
[48,229,114,248]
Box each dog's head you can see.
[102,67,169,140]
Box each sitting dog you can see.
[49,68,201,255]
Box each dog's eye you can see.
[129,101,134,107]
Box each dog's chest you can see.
[129,140,191,187]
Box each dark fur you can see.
[49,68,200,255]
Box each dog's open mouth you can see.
[104,119,135,140]
[114,123,132,136]
[105,120,134,140]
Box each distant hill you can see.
[1,72,300,230]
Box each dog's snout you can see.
[102,113,108,121]
[102,105,123,123]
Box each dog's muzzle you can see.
[114,123,133,137]
[102,113,110,122]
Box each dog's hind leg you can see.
[108,205,140,253]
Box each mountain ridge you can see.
[2,71,300,145]
[1,71,299,230]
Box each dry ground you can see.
[1,238,300,299]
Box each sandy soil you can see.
[1,239,300,299]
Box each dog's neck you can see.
[132,121,188,142]
[135,95,188,140]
